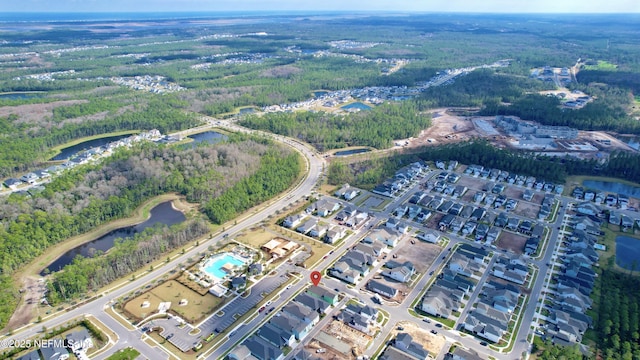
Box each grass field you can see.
[106,348,140,360]
[234,228,276,250]
[124,280,223,324]
[583,60,618,71]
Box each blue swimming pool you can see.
[202,253,246,281]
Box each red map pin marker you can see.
[310,271,322,286]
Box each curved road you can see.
[1,119,324,359]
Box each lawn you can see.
[124,280,223,324]
[583,60,617,71]
[234,228,276,250]
[106,348,140,360]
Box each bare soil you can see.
[5,276,46,331]
[495,231,528,255]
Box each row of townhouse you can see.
[465,164,564,195]
[372,162,429,197]
[229,287,338,360]
[572,186,631,209]
[542,219,600,346]
[420,245,487,319]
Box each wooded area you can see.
[592,270,640,360]
[0,137,300,327]
[239,101,431,151]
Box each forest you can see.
[239,101,431,151]
[0,136,300,328]
[591,270,640,360]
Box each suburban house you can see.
[324,226,346,244]
[40,345,70,360]
[283,213,306,229]
[237,335,284,360]
[257,323,296,349]
[308,198,341,217]
[66,328,94,353]
[383,332,429,360]
[296,218,317,235]
[3,178,22,190]
[365,227,402,247]
[416,230,440,243]
[382,261,415,283]
[367,279,398,298]
[463,303,510,343]
[421,289,460,318]
[306,286,339,305]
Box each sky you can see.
[3,0,639,13]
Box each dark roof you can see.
[367,279,398,297]
[243,335,284,360]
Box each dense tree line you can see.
[535,342,585,360]
[47,219,210,303]
[239,101,431,151]
[592,270,640,360]
[203,147,301,223]
[327,155,409,190]
[0,275,19,330]
[329,141,640,189]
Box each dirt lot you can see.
[394,239,441,275]
[511,201,541,219]
[391,320,447,357]
[405,109,481,148]
[495,231,528,254]
[5,276,46,330]
[321,319,375,357]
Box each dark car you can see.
[480,341,488,346]
[430,330,437,334]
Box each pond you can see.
[341,102,372,111]
[0,92,43,100]
[51,134,131,161]
[583,180,640,199]
[616,235,640,270]
[41,201,186,274]
[334,148,371,156]
[186,131,227,148]
[238,107,255,114]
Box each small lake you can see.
[616,235,640,270]
[313,91,329,98]
[186,131,227,148]
[334,148,371,156]
[583,180,640,199]
[0,92,43,100]
[51,134,131,161]
[238,107,256,114]
[41,201,185,274]
[341,102,372,111]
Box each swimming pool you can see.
[202,253,246,282]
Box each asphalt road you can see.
[2,119,324,359]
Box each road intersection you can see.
[3,119,578,360]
